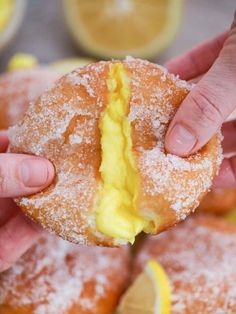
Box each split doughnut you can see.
[0,68,58,129]
[133,215,236,314]
[0,235,131,314]
[9,58,222,246]
[198,188,236,214]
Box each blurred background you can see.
[0,0,235,71]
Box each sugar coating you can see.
[0,235,130,314]
[0,68,58,127]
[125,57,222,221]
[9,58,223,245]
[135,216,236,314]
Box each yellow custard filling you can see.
[96,63,149,244]
[0,0,13,32]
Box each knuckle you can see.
[189,89,223,126]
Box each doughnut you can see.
[0,235,131,314]
[133,215,236,313]
[0,68,59,129]
[198,188,236,214]
[9,58,222,246]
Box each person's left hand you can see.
[0,130,54,272]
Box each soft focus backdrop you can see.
[0,0,235,70]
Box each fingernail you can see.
[166,124,197,156]
[21,158,54,188]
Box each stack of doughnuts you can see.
[0,57,232,313]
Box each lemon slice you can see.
[63,0,183,59]
[50,57,94,75]
[117,259,171,314]
[7,53,38,71]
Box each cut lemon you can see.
[0,0,27,54]
[0,0,14,32]
[117,259,171,314]
[62,0,183,59]
[7,53,38,71]
[50,57,94,75]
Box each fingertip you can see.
[165,123,197,157]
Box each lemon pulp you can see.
[96,63,148,243]
[0,0,14,31]
[63,0,183,59]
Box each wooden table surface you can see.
[0,0,235,70]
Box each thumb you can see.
[165,12,236,157]
[0,154,54,198]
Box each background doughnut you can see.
[0,235,131,314]
[197,188,236,214]
[0,68,59,129]
[133,215,236,314]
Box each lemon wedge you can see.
[63,0,183,59]
[117,259,171,314]
[7,53,38,71]
[50,57,94,75]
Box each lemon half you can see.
[117,259,171,314]
[63,0,183,59]
[0,0,27,54]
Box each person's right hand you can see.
[164,11,236,189]
[0,130,54,272]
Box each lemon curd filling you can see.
[0,0,13,32]
[96,63,148,244]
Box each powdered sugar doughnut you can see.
[133,215,236,314]
[198,188,236,214]
[0,235,131,314]
[9,58,222,246]
[0,68,59,129]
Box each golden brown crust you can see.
[0,68,58,129]
[197,188,236,214]
[9,58,222,246]
[133,214,236,314]
[0,235,131,314]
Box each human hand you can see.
[165,12,236,189]
[0,130,54,272]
